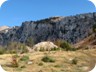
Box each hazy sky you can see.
[0,0,96,26]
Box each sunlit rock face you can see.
[0,12,96,45]
[0,26,9,31]
[32,41,58,51]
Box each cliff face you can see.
[0,12,96,45]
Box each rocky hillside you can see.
[0,12,96,45]
[0,26,9,31]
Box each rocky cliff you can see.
[0,26,9,31]
[0,12,96,45]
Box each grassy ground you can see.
[0,49,96,72]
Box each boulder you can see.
[32,41,58,51]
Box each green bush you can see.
[54,65,62,68]
[51,47,60,51]
[42,56,55,63]
[38,62,43,66]
[20,55,29,62]
[71,58,78,65]
[54,40,76,51]
[68,47,77,51]
[60,41,72,51]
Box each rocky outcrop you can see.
[0,26,9,31]
[32,41,58,51]
[0,26,19,45]
[0,12,96,45]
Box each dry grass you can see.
[0,49,96,72]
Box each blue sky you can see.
[0,0,96,27]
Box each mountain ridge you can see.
[0,12,96,46]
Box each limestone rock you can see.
[0,12,96,45]
[32,41,58,51]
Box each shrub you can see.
[6,42,28,54]
[20,65,26,68]
[68,47,77,51]
[38,62,43,66]
[20,55,29,62]
[54,65,62,68]
[51,47,60,51]
[60,41,72,51]
[71,58,78,65]
[26,37,34,47]
[19,44,28,53]
[54,39,76,51]
[42,56,55,63]
[11,55,19,67]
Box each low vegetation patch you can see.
[38,62,43,66]
[42,56,55,63]
[11,55,19,67]
[71,58,78,65]
[54,39,77,51]
[9,54,29,68]
[51,47,61,51]
[20,55,29,62]
[1,42,28,54]
[26,37,35,47]
[54,64,63,68]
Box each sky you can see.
[0,0,96,27]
